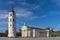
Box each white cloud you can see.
[15,8,39,20]
[0,8,39,20]
[0,8,47,20]
[52,0,60,6]
[32,5,40,10]
[39,15,47,18]
[53,26,60,31]
[30,16,39,20]
[16,10,32,18]
[0,20,8,32]
[0,10,7,13]
[48,11,60,15]
[0,21,7,25]
[15,8,47,20]
[0,10,8,19]
[15,0,26,2]
[0,14,8,19]
[0,10,8,32]
[20,1,29,6]
[16,0,40,10]
[7,1,15,4]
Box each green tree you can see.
[16,29,21,37]
[5,30,8,37]
[56,31,60,36]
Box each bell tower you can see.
[8,8,16,37]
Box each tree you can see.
[16,29,21,37]
[5,30,8,37]
[55,31,60,36]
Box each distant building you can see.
[21,25,56,37]
[0,33,7,37]
[8,8,16,37]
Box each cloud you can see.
[0,7,47,20]
[48,11,60,15]
[7,1,15,4]
[0,14,8,19]
[15,0,26,2]
[0,10,8,19]
[15,7,47,20]
[15,0,40,11]
[53,26,60,31]
[15,8,39,20]
[16,10,32,18]
[52,0,60,6]
[0,8,39,20]
[0,20,8,32]
[0,10,8,32]
[0,10,7,14]
[39,15,47,19]
[32,5,40,10]
[0,21,7,26]
[20,1,29,6]
[30,16,39,20]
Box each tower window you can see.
[13,18,14,22]
[10,14,12,16]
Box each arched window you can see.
[13,18,14,22]
[10,14,12,16]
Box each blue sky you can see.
[0,0,60,32]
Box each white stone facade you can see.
[21,25,55,37]
[8,9,16,37]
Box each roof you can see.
[22,25,54,31]
[24,25,44,30]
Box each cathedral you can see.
[21,25,56,37]
[8,8,56,38]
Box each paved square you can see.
[0,37,60,40]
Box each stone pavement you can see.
[0,37,60,40]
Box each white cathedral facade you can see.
[8,9,56,38]
[21,25,56,37]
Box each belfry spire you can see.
[10,0,14,12]
[11,7,14,12]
